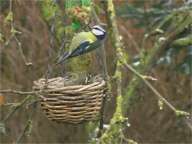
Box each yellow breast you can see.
[69,32,97,51]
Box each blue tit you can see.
[57,25,106,64]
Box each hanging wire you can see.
[91,3,109,138]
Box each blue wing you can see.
[56,41,90,64]
[70,40,102,57]
[70,41,90,57]
[56,40,102,64]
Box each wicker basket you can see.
[33,75,106,124]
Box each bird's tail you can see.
[56,52,70,65]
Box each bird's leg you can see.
[61,63,66,85]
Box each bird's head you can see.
[91,25,106,40]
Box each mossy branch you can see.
[172,34,192,48]
[123,12,192,114]
[99,1,192,143]
[99,0,131,143]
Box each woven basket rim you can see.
[33,74,106,91]
[33,75,106,124]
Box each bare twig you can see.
[120,60,189,115]
[16,119,32,144]
[14,36,32,66]
[15,104,35,144]
[120,26,140,53]
[0,89,37,95]
[3,95,32,122]
[119,129,137,144]
[7,0,32,66]
[123,11,192,114]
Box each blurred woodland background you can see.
[0,0,192,143]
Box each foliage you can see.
[65,0,92,30]
[39,0,59,21]
[65,0,92,9]
[39,0,92,44]
[117,2,192,75]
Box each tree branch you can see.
[3,95,32,122]
[15,104,35,144]
[120,60,189,116]
[0,89,37,95]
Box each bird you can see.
[56,25,106,64]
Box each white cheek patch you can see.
[93,26,105,32]
[92,29,104,36]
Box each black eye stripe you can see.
[93,26,105,32]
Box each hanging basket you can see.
[33,74,106,124]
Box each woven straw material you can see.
[33,76,106,124]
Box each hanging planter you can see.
[33,74,107,124]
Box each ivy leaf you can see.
[71,21,81,31]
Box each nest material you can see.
[33,74,106,124]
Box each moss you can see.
[112,95,124,123]
[69,54,92,72]
[172,34,192,48]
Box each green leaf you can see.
[40,0,59,21]
[71,21,81,31]
[81,0,91,6]
[65,0,81,9]
[65,0,91,10]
